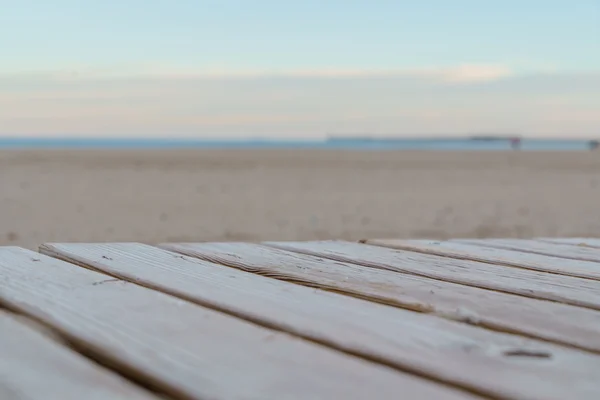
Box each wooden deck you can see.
[1,238,600,399]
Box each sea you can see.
[0,137,596,151]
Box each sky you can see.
[1,0,599,138]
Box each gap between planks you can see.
[266,240,600,312]
[360,239,600,282]
[535,238,600,249]
[452,238,600,263]
[39,242,600,400]
[0,288,185,400]
[162,240,600,355]
[0,308,161,400]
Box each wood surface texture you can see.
[362,239,600,281]
[161,241,600,355]
[3,237,600,400]
[0,246,472,400]
[39,242,600,400]
[265,240,600,310]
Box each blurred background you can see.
[1,1,599,248]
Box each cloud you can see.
[0,64,513,84]
[143,64,513,83]
[1,66,598,137]
[433,65,513,83]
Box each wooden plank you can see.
[454,239,600,263]
[0,246,474,400]
[0,310,156,400]
[40,243,600,400]
[362,239,600,281]
[266,240,600,311]
[160,242,600,356]
[536,238,600,249]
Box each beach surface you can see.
[2,149,599,249]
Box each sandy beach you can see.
[1,149,599,249]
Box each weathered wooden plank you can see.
[160,242,600,356]
[40,243,600,400]
[266,240,600,311]
[362,239,600,281]
[536,238,600,249]
[0,246,473,400]
[455,239,600,263]
[0,310,156,400]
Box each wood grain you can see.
[161,241,600,356]
[40,242,600,400]
[0,246,471,400]
[454,239,600,263]
[266,240,600,311]
[362,239,600,281]
[536,238,600,249]
[0,310,156,400]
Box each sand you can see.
[1,149,599,249]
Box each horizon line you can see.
[0,135,598,141]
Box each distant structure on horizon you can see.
[469,135,522,141]
[326,134,523,143]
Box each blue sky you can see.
[1,0,599,137]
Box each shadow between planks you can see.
[0,308,161,400]
[265,240,600,311]
[535,238,600,249]
[167,241,600,353]
[452,238,600,263]
[1,245,480,400]
[35,242,600,400]
[361,239,600,281]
